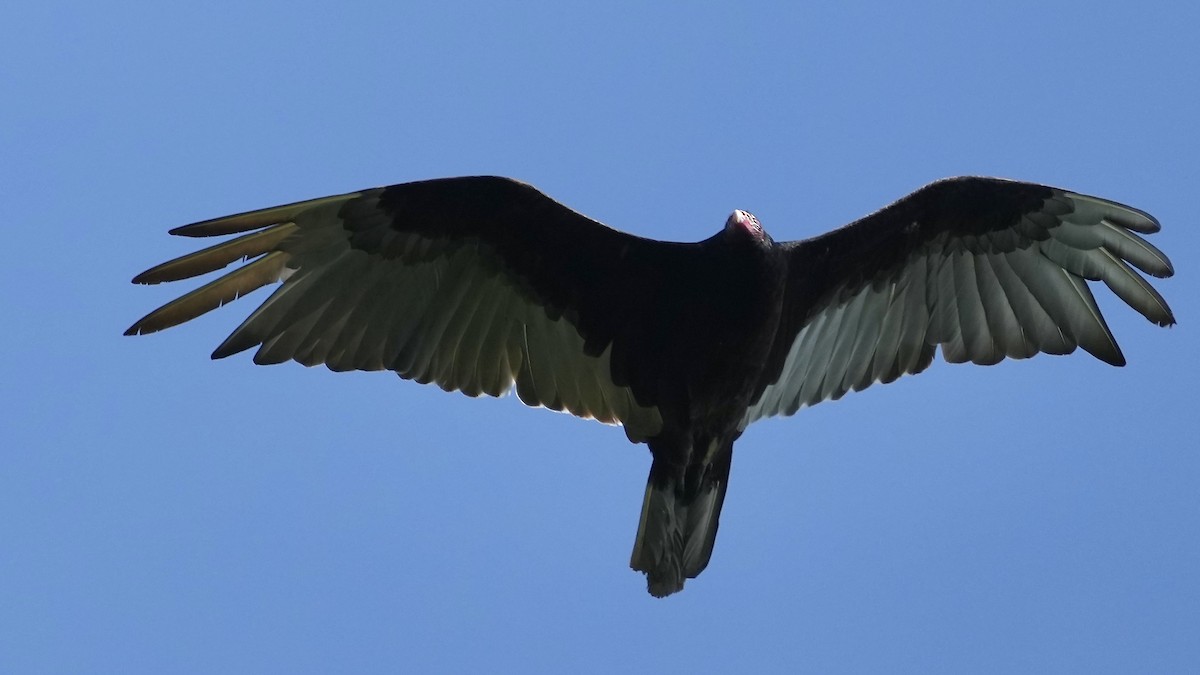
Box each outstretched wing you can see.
[127,176,686,440]
[745,177,1175,425]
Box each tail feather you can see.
[630,446,733,597]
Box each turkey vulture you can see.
[126,176,1175,597]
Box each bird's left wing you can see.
[127,176,686,440]
[744,177,1175,426]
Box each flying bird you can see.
[127,176,1175,597]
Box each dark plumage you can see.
[127,175,1175,596]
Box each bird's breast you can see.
[678,251,787,431]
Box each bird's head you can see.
[724,209,769,245]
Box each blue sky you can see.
[3,1,1197,672]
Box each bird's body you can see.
[128,176,1175,596]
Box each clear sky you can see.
[3,2,1197,673]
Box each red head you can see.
[724,209,767,243]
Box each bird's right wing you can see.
[127,177,697,441]
[745,177,1175,426]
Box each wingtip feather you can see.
[1063,191,1162,234]
[124,251,290,337]
[131,224,299,285]
[169,193,359,237]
